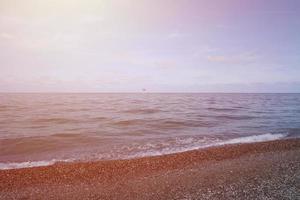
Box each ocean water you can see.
[0,93,300,169]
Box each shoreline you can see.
[0,133,288,170]
[1,138,299,199]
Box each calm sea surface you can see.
[1,93,300,168]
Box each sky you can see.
[0,0,300,92]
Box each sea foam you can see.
[218,133,287,146]
[127,133,287,158]
[0,159,72,170]
[0,133,287,170]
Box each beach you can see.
[1,0,300,198]
[0,138,299,199]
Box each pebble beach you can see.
[0,138,299,199]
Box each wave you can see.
[0,159,73,170]
[123,108,160,114]
[0,105,11,111]
[125,133,287,159]
[32,117,80,124]
[207,107,238,112]
[113,119,209,128]
[113,119,145,126]
[51,133,83,138]
[217,133,286,145]
[214,115,257,120]
[0,133,288,170]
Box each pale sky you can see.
[1,0,300,92]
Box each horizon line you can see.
[1,92,300,94]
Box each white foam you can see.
[217,133,286,146]
[0,159,72,170]
[123,133,287,158]
[0,133,287,170]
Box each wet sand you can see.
[0,139,299,199]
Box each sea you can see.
[0,93,300,169]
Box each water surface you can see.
[0,93,300,169]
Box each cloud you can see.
[167,31,188,39]
[0,32,14,39]
[192,46,219,57]
[79,15,105,24]
[207,52,258,65]
[153,60,179,69]
[193,81,300,93]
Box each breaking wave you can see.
[0,159,74,170]
[0,133,287,170]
